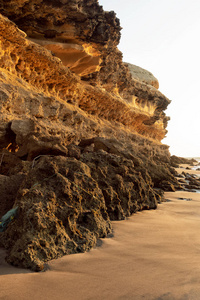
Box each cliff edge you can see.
[0,1,179,271]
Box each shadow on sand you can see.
[0,248,33,275]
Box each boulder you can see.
[126,63,159,89]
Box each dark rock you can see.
[0,156,111,270]
[178,198,192,201]
[0,147,175,270]
[67,144,81,159]
[177,174,185,178]
[178,179,188,184]
[170,155,197,167]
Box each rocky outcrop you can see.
[126,63,159,89]
[0,0,170,141]
[0,2,179,271]
[0,0,121,77]
[170,155,197,167]
[0,137,181,271]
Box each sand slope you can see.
[1,179,200,299]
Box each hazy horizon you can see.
[99,0,200,158]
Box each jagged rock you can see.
[0,2,184,271]
[176,171,200,192]
[0,151,160,270]
[177,174,185,178]
[158,180,176,192]
[0,1,170,141]
[0,134,180,270]
[170,155,197,167]
[0,156,112,270]
[178,179,188,184]
[0,11,168,144]
[188,179,200,187]
[0,0,121,77]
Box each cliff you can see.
[0,1,180,271]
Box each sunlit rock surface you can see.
[126,63,159,89]
[0,0,170,141]
[0,2,179,271]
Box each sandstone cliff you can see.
[0,1,179,271]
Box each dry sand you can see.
[1,167,200,300]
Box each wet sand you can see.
[1,168,200,300]
[176,163,200,176]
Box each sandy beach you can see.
[1,167,200,300]
[1,1,200,299]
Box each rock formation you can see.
[0,1,180,271]
[126,63,159,89]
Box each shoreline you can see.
[1,164,200,299]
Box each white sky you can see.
[99,0,200,158]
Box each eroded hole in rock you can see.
[29,37,101,77]
[3,123,18,152]
[0,124,21,175]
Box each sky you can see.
[98,0,200,158]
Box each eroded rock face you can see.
[0,134,182,270]
[0,0,170,141]
[1,156,111,271]
[0,3,178,270]
[170,155,197,167]
[0,140,179,271]
[0,0,120,77]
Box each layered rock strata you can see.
[0,0,170,141]
[0,2,179,271]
